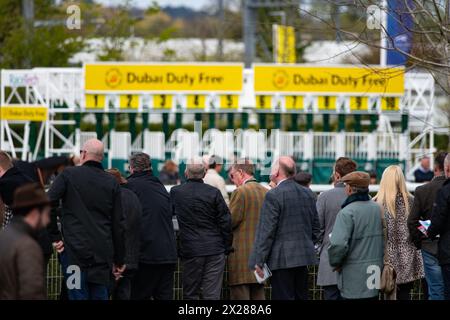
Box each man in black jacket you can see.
[428,153,450,300]
[48,139,125,300]
[107,169,142,300]
[408,151,447,300]
[125,153,177,300]
[170,158,232,300]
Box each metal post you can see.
[175,113,182,129]
[95,113,103,140]
[22,0,34,68]
[338,114,346,132]
[227,113,234,129]
[370,114,378,132]
[142,111,149,131]
[259,113,267,130]
[306,113,314,131]
[354,114,362,132]
[323,114,330,132]
[274,113,281,129]
[401,113,408,133]
[128,113,136,141]
[162,113,169,138]
[243,0,256,68]
[241,113,249,129]
[290,114,298,131]
[217,0,224,61]
[209,113,216,129]
[380,0,388,66]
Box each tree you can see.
[0,0,84,68]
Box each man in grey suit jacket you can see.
[249,156,320,300]
[316,157,357,300]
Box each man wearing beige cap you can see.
[328,171,384,300]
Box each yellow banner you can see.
[85,63,243,92]
[254,65,404,95]
[1,106,47,121]
[274,25,296,64]
[220,95,239,109]
[120,94,139,109]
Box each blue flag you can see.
[386,0,414,65]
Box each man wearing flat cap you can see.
[0,183,51,299]
[328,171,384,300]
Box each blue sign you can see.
[386,0,414,65]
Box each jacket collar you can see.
[334,181,345,188]
[206,168,219,175]
[0,166,21,180]
[341,191,371,209]
[432,175,447,182]
[128,170,152,179]
[9,216,38,239]
[82,160,104,170]
[187,178,204,183]
[244,178,257,184]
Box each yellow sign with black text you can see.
[274,25,296,64]
[85,63,243,92]
[255,95,272,110]
[153,95,173,109]
[85,94,105,109]
[285,96,303,110]
[350,96,369,111]
[254,65,404,95]
[186,95,206,109]
[220,95,239,109]
[381,97,400,111]
[1,106,47,121]
[120,94,139,109]
[318,96,337,111]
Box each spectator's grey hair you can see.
[185,158,206,179]
[129,152,151,173]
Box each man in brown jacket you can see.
[228,159,267,300]
[0,183,51,300]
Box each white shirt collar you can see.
[277,178,289,186]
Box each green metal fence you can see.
[46,251,425,300]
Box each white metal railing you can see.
[143,130,166,160]
[376,132,400,159]
[313,132,337,159]
[202,128,235,161]
[345,132,369,160]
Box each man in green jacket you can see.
[328,171,384,300]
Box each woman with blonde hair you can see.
[373,165,424,300]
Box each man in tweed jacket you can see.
[228,159,267,300]
[249,156,320,300]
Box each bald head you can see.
[80,139,104,164]
[270,156,296,184]
[185,157,206,180]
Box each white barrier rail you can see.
[164,182,424,194]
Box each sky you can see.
[95,0,210,10]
